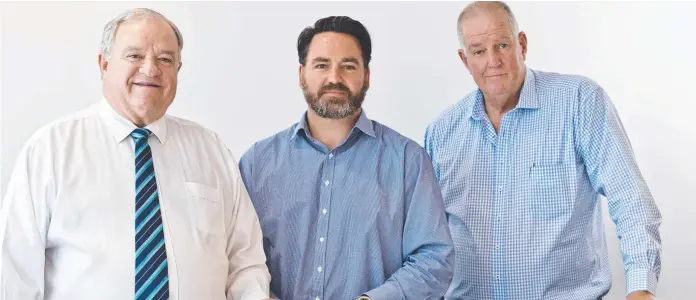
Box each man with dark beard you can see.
[238,16,454,300]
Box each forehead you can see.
[461,10,514,45]
[112,17,178,52]
[306,32,363,61]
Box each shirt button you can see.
[495,244,500,249]
[324,180,330,186]
[317,266,322,272]
[322,209,327,215]
[328,153,334,159]
[498,186,503,192]
[316,297,320,300]
[320,237,325,242]
[496,275,501,280]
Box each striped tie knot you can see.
[131,128,152,141]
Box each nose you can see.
[326,65,341,84]
[139,58,162,77]
[486,51,503,68]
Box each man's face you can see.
[99,16,182,126]
[458,9,527,100]
[300,32,369,119]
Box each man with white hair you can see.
[424,1,662,300]
[0,8,271,300]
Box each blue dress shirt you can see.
[240,110,454,300]
[424,68,662,300]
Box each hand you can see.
[627,291,655,300]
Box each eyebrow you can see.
[468,37,512,50]
[310,56,360,64]
[122,46,143,53]
[311,57,330,64]
[341,57,359,64]
[122,46,176,57]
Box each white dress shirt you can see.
[0,99,271,300]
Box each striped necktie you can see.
[131,128,169,300]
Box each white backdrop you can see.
[1,2,694,299]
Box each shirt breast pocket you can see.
[185,182,225,239]
[527,162,578,221]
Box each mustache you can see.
[319,83,351,95]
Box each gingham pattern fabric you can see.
[424,68,662,300]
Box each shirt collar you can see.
[516,67,539,109]
[469,67,539,120]
[97,97,168,145]
[290,108,376,141]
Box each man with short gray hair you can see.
[0,8,271,300]
[425,2,662,300]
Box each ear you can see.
[458,49,469,69]
[177,61,183,72]
[364,67,370,89]
[98,52,109,79]
[298,64,305,88]
[518,31,528,60]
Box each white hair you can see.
[457,1,519,50]
[99,8,183,60]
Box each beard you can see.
[301,77,368,119]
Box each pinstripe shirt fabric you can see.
[424,68,662,300]
[239,110,454,300]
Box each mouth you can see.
[133,82,161,88]
[322,90,348,96]
[486,74,506,78]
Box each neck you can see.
[306,109,361,150]
[483,90,521,117]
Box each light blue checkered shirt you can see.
[424,68,662,300]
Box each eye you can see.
[315,64,327,69]
[159,57,174,64]
[342,65,357,70]
[126,54,142,60]
[499,43,509,49]
[473,50,484,56]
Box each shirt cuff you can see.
[626,268,658,296]
[364,283,402,300]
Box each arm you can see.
[238,144,255,200]
[574,82,662,297]
[363,148,454,300]
[423,123,441,182]
[222,145,271,300]
[0,141,51,299]
[239,146,282,300]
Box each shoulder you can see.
[21,104,100,154]
[532,69,605,100]
[427,90,478,134]
[372,121,429,161]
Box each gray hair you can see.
[457,1,519,50]
[99,8,183,60]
